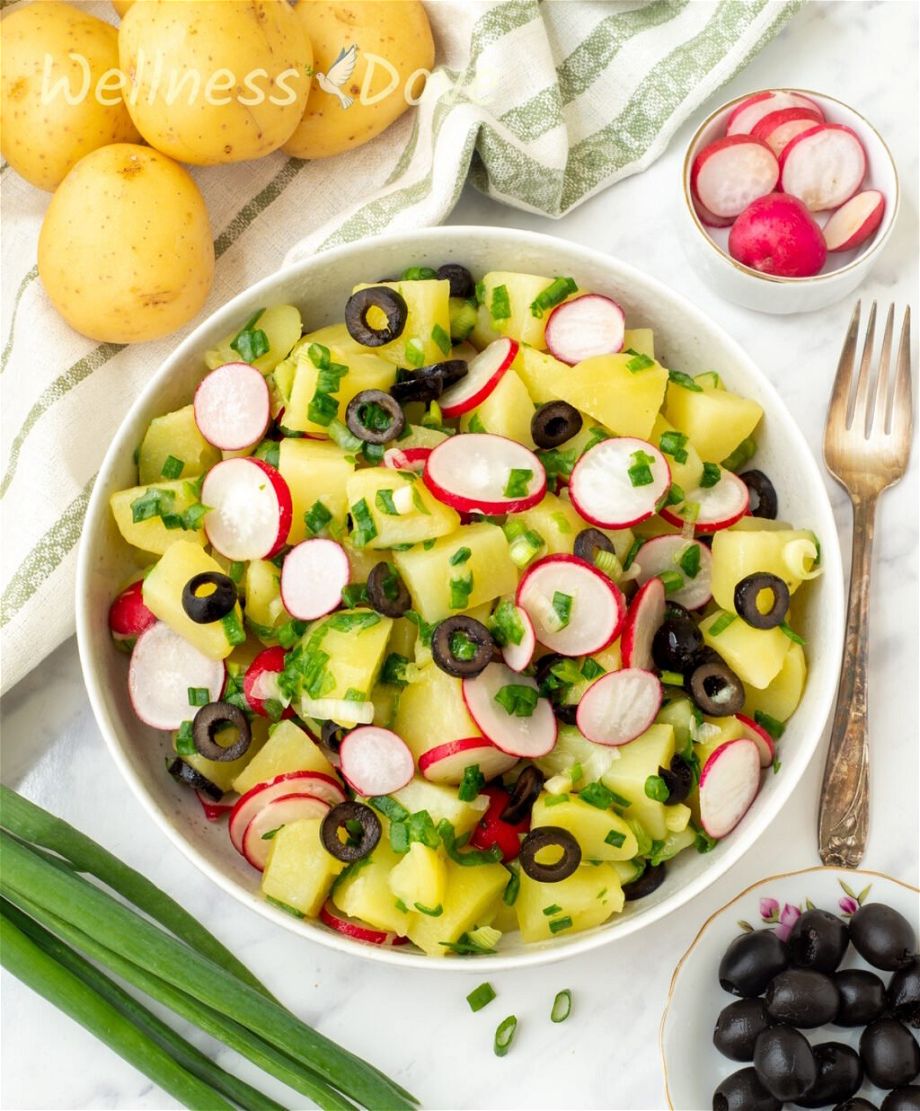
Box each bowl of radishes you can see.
[681,88,899,314]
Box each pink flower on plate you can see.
[775,903,801,941]
[760,897,780,923]
[839,895,859,916]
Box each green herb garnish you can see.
[668,369,703,392]
[467,983,496,1012]
[529,276,577,319]
[160,455,184,480]
[494,684,539,717]
[700,462,721,488]
[230,309,269,363]
[503,469,533,499]
[490,284,511,322]
[552,591,572,629]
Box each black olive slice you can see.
[664,600,693,622]
[652,616,704,673]
[431,616,494,678]
[534,652,566,695]
[192,702,252,762]
[367,562,412,618]
[573,528,614,565]
[660,754,693,806]
[166,758,223,802]
[623,862,667,901]
[519,826,581,883]
[321,802,381,863]
[531,401,583,449]
[734,572,790,630]
[553,702,579,726]
[321,719,346,753]
[345,286,409,347]
[390,360,468,404]
[436,263,475,299]
[345,390,406,444]
[739,470,778,519]
[690,658,745,716]
[182,572,237,624]
[502,766,545,824]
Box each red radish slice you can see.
[659,470,749,533]
[576,668,662,747]
[736,713,776,768]
[692,136,779,219]
[633,536,713,610]
[418,737,518,785]
[423,433,546,515]
[823,189,885,251]
[202,457,292,561]
[280,539,349,621]
[241,792,329,871]
[751,107,824,156]
[543,294,625,365]
[726,90,824,136]
[517,554,625,657]
[109,579,156,646]
[461,662,556,758]
[229,771,345,854]
[339,727,414,796]
[698,737,761,838]
[320,902,408,946]
[500,605,536,672]
[128,622,224,730]
[194,362,270,451]
[779,124,866,211]
[569,437,670,528]
[621,578,666,670]
[693,197,735,229]
[383,446,432,473]
[439,338,518,418]
[196,790,234,822]
[244,646,293,719]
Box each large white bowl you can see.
[76,226,845,971]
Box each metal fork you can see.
[818,301,913,868]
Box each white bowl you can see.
[679,89,900,314]
[76,226,845,970]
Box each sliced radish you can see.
[298,697,376,725]
[633,536,713,610]
[621,578,666,670]
[693,197,735,229]
[320,901,408,946]
[229,770,346,854]
[194,362,270,451]
[517,554,625,657]
[202,457,292,561]
[576,668,662,747]
[726,90,824,136]
[128,622,224,730]
[779,124,866,211]
[691,136,779,219]
[418,737,518,785]
[823,189,885,252]
[196,790,234,822]
[698,737,762,838]
[241,792,330,871]
[339,726,414,796]
[280,539,349,621]
[659,470,749,534]
[751,107,824,156]
[461,662,556,758]
[543,294,625,365]
[243,646,293,719]
[569,437,670,528]
[735,713,776,768]
[109,579,156,647]
[423,433,546,515]
[438,338,518,418]
[500,605,536,672]
[383,446,432,474]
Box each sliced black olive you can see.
[367,562,412,618]
[192,702,252,762]
[788,907,850,972]
[553,702,579,725]
[881,1088,920,1111]
[391,359,467,404]
[573,528,614,565]
[850,903,918,971]
[345,389,406,444]
[166,758,223,802]
[713,1066,782,1111]
[531,401,583,449]
[860,1019,920,1088]
[690,658,745,716]
[652,616,703,673]
[345,286,408,347]
[753,1026,817,1102]
[665,600,693,622]
[713,998,773,1062]
[435,263,474,299]
[623,862,667,901]
[719,930,789,997]
[321,719,346,753]
[734,572,790,630]
[795,1042,863,1108]
[502,766,545,824]
[534,652,566,696]
[740,470,778,519]
[834,968,887,1026]
[835,1100,879,1111]
[660,754,693,806]
[764,967,841,1027]
[431,616,494,678]
[320,802,381,863]
[888,958,920,1027]
[182,572,237,624]
[519,826,581,883]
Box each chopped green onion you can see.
[490,285,511,322]
[581,658,604,680]
[375,489,398,516]
[368,796,409,823]
[578,782,614,810]
[326,418,362,453]
[175,721,195,756]
[187,687,209,707]
[665,483,685,506]
[660,670,684,687]
[493,1015,518,1056]
[678,544,701,578]
[772,757,782,775]
[449,631,478,661]
[494,685,538,717]
[449,546,471,566]
[667,369,702,392]
[593,548,622,580]
[437,820,502,867]
[350,498,377,547]
[658,430,689,464]
[623,537,643,571]
[544,793,569,807]
[625,351,654,373]
[552,591,572,629]
[221,612,246,647]
[708,612,736,636]
[458,765,485,802]
[404,339,425,368]
[413,902,443,917]
[644,775,670,802]
[400,266,437,281]
[754,710,786,740]
[228,561,245,584]
[779,622,805,645]
[230,309,269,363]
[325,611,380,633]
[548,916,573,935]
[542,904,562,917]
[700,462,721,488]
[659,570,684,595]
[490,599,524,647]
[536,447,577,482]
[604,829,626,847]
[503,468,533,499]
[341,582,369,608]
[694,826,718,853]
[550,989,572,1023]
[431,323,452,356]
[449,572,474,610]
[502,870,520,906]
[160,455,184,480]
[466,983,496,1012]
[721,437,757,472]
[381,652,408,687]
[529,276,577,319]
[467,412,487,434]
[627,449,655,487]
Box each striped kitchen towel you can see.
[0,0,801,693]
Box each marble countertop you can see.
[2,3,917,1108]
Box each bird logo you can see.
[314,44,358,110]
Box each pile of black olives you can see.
[712,901,920,1110]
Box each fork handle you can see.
[818,493,877,868]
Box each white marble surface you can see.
[2,3,918,1109]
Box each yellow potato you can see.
[0,2,140,191]
[112,0,134,16]
[284,0,434,159]
[118,0,312,165]
[38,143,214,343]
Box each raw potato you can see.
[38,144,214,342]
[118,0,312,165]
[285,1,434,159]
[0,2,140,191]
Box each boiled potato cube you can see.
[352,280,451,369]
[515,863,624,943]
[516,492,581,555]
[472,271,560,349]
[531,794,637,861]
[513,345,566,404]
[560,353,669,440]
[232,719,337,796]
[333,839,412,935]
[650,413,704,492]
[623,328,655,359]
[602,724,675,841]
[742,642,807,722]
[700,611,788,690]
[710,528,819,613]
[178,716,269,794]
[655,696,698,751]
[346,470,459,549]
[388,843,447,911]
[284,344,396,435]
[110,479,206,555]
[294,611,393,719]
[138,405,220,485]
[459,369,535,446]
[406,857,509,956]
[205,305,303,374]
[244,559,291,640]
[394,663,481,762]
[278,439,354,545]
[299,322,369,359]
[391,778,488,836]
[664,380,763,464]
[262,818,343,918]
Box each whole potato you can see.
[0,2,141,191]
[118,0,312,165]
[284,1,434,160]
[38,144,214,343]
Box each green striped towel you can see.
[0,0,800,693]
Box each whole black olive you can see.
[850,904,918,971]
[652,617,704,673]
[713,998,773,1061]
[888,958,920,1027]
[765,967,841,1027]
[860,1019,920,1088]
[834,968,887,1027]
[690,658,746,716]
[622,862,667,901]
[881,1087,920,1111]
[834,1100,879,1111]
[435,263,474,299]
[789,908,850,972]
[794,1042,863,1108]
[754,1026,817,1102]
[719,930,789,998]
[713,1066,781,1111]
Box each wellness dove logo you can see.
[314,44,358,110]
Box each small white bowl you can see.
[679,89,900,314]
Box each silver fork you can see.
[818,301,913,868]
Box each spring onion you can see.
[466,983,496,1012]
[550,989,573,1023]
[493,1015,518,1056]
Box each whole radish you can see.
[728,193,827,278]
